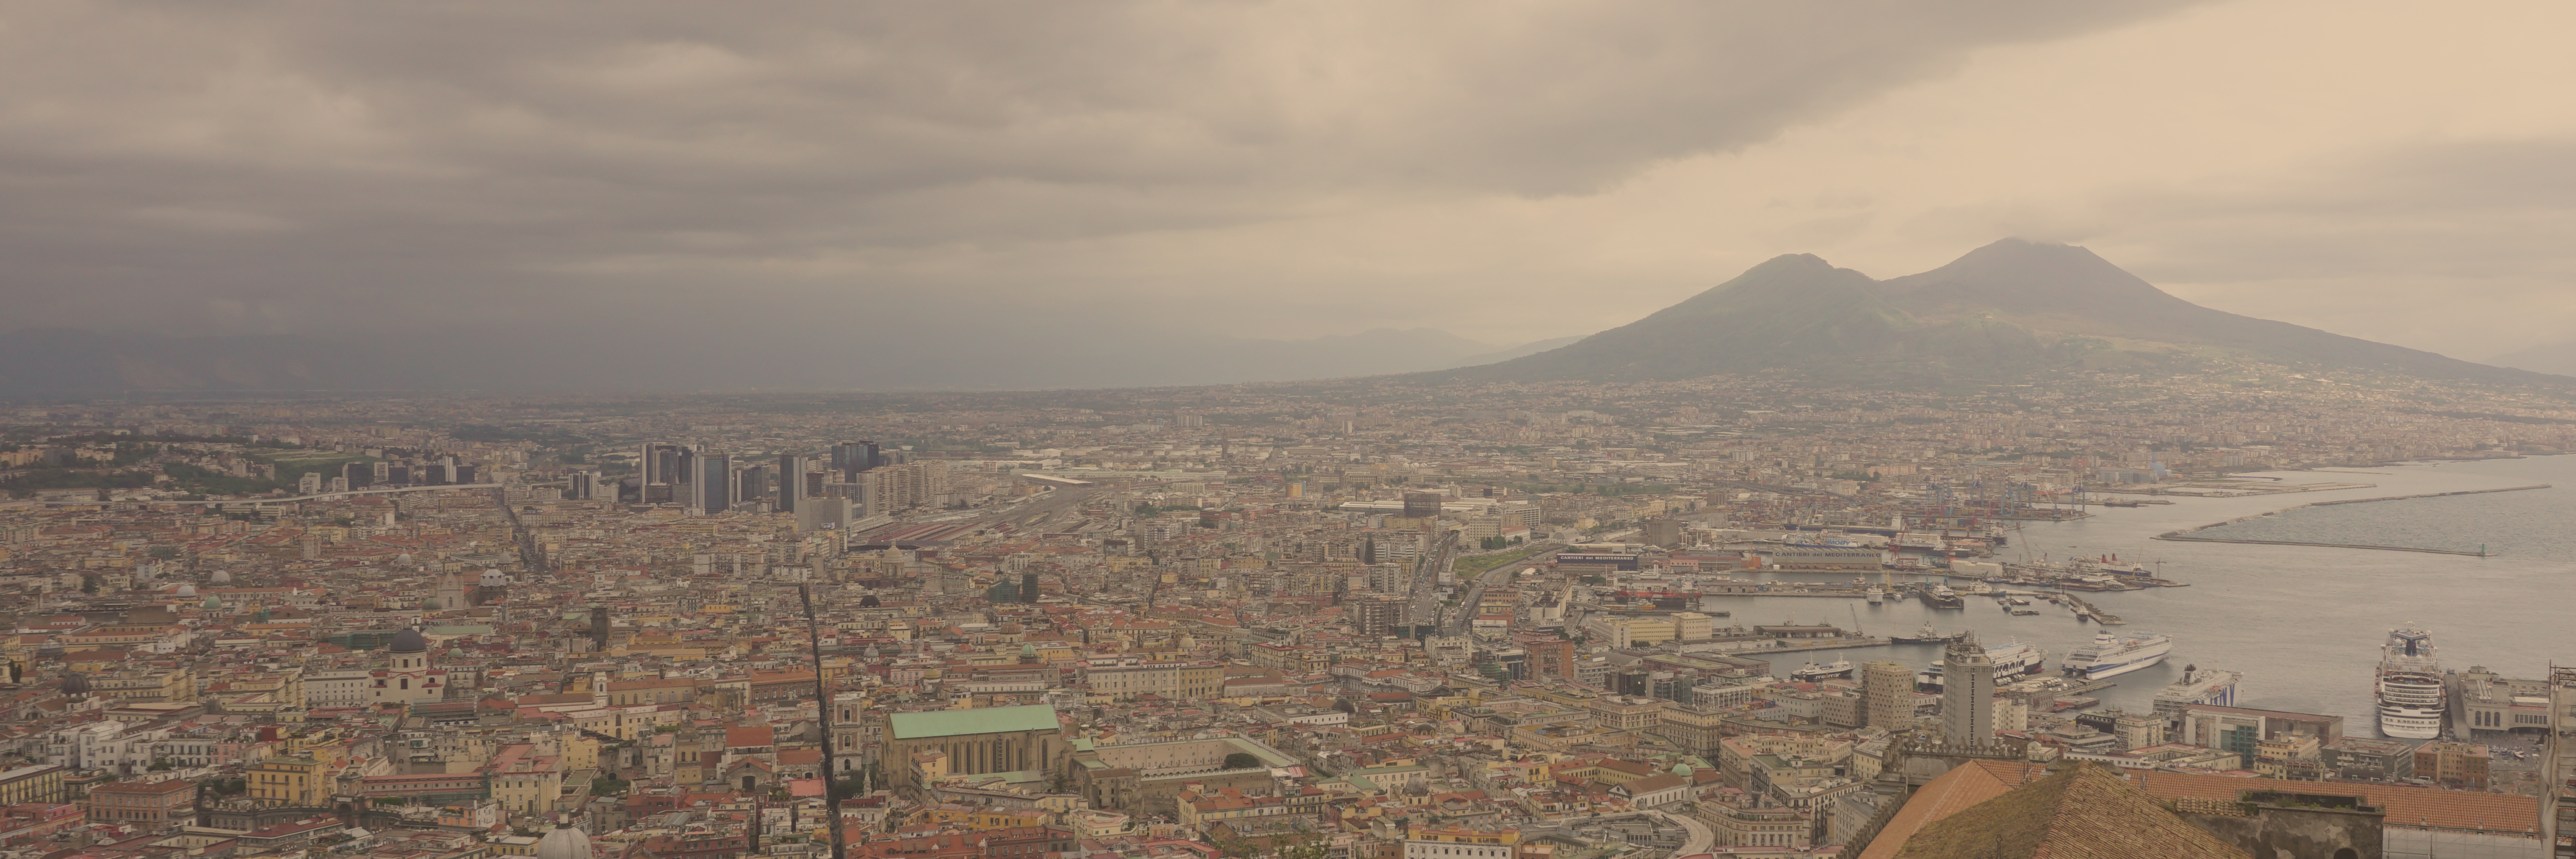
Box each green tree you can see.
[1221,752,1262,770]
[80,573,101,595]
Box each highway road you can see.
[1405,531,1461,627]
[1652,808,1715,856]
[1437,543,1563,636]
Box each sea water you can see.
[1710,455,2576,736]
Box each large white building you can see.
[306,669,374,709]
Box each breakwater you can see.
[2152,484,2550,556]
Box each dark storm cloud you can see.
[0,0,2203,339]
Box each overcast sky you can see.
[8,0,2574,365]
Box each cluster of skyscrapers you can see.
[306,455,475,495]
[627,440,945,524]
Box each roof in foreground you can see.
[1970,759,2538,835]
[888,704,1061,740]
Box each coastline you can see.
[2151,483,2552,556]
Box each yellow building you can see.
[0,765,67,805]
[487,743,565,816]
[248,756,329,807]
[1403,825,1519,859]
[906,804,1053,831]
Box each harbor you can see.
[1652,457,2576,734]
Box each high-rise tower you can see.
[695,455,731,513]
[1862,661,1914,731]
[1941,632,1996,746]
[777,454,806,514]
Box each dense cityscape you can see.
[3,360,2573,859]
[10,5,2576,859]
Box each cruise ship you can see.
[2060,631,2173,680]
[1916,639,2049,691]
[2377,624,2445,740]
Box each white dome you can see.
[210,570,232,584]
[535,826,592,859]
[175,584,197,597]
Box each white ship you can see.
[2060,631,2172,680]
[1916,639,2050,691]
[2377,624,2445,740]
[1790,659,1854,682]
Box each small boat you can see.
[2011,609,2041,616]
[1790,659,1854,682]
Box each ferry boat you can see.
[1916,640,2049,691]
[2376,624,2445,740]
[2060,631,2173,680]
[1864,586,1884,605]
[1790,659,1854,682]
[1890,625,1961,645]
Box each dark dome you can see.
[61,673,91,695]
[388,628,428,653]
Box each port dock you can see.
[2060,594,2125,625]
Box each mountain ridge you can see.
[1421,238,2561,387]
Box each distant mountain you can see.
[1450,335,1586,367]
[1425,239,2562,387]
[2486,339,2576,377]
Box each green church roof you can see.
[887,704,1060,740]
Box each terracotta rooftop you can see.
[1968,759,2538,835]
[1890,766,2248,859]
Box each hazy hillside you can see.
[1423,239,2559,387]
[2487,339,2576,377]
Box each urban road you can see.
[1435,543,1564,636]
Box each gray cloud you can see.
[1,0,2203,350]
[2060,138,2576,359]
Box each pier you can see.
[2054,594,2124,624]
[2152,483,2549,556]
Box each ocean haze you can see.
[10,237,2555,394]
[0,324,1587,395]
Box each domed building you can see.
[61,672,91,699]
[370,628,444,707]
[175,583,197,597]
[535,825,592,859]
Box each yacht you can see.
[1890,625,1960,645]
[2377,624,2445,740]
[2060,631,2173,680]
[1916,639,2049,691]
[1790,659,1854,682]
